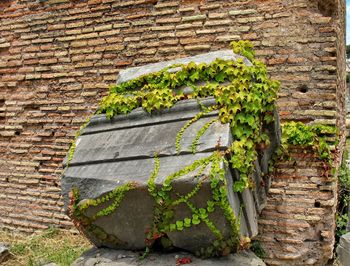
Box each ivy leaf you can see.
[190,71,199,82]
[177,70,187,82]
[233,179,247,192]
[176,220,184,231]
[215,72,225,82]
[213,240,220,247]
[206,67,216,78]
[264,114,274,124]
[192,214,201,225]
[207,200,215,207]
[184,218,192,227]
[245,115,255,127]
[106,109,114,119]
[232,126,244,139]
[210,178,219,189]
[199,208,208,219]
[169,224,176,231]
[207,205,215,213]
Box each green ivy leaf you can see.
[184,218,192,227]
[176,220,184,230]
[169,224,176,231]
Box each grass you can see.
[0,227,92,266]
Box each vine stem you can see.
[191,118,219,153]
[176,105,219,154]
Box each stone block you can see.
[63,99,279,255]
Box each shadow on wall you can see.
[315,0,338,17]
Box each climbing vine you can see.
[78,182,137,221]
[279,122,338,164]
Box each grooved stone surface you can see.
[67,100,229,166]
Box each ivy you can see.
[231,40,255,61]
[280,122,338,164]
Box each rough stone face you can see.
[337,232,350,266]
[72,247,266,266]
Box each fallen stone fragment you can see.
[61,51,280,257]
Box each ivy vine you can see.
[279,122,338,164]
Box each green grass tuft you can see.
[0,227,91,266]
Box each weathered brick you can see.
[65,29,82,35]
[204,19,232,27]
[71,40,87,48]
[182,14,206,22]
[175,22,203,30]
[78,32,99,40]
[311,17,332,24]
[229,9,257,16]
[156,17,181,24]
[151,25,175,31]
[215,35,240,42]
[184,44,211,51]
[99,30,120,37]
[66,21,85,29]
[94,24,113,32]
[236,17,264,23]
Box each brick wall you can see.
[257,1,346,265]
[258,151,339,265]
[0,0,345,264]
